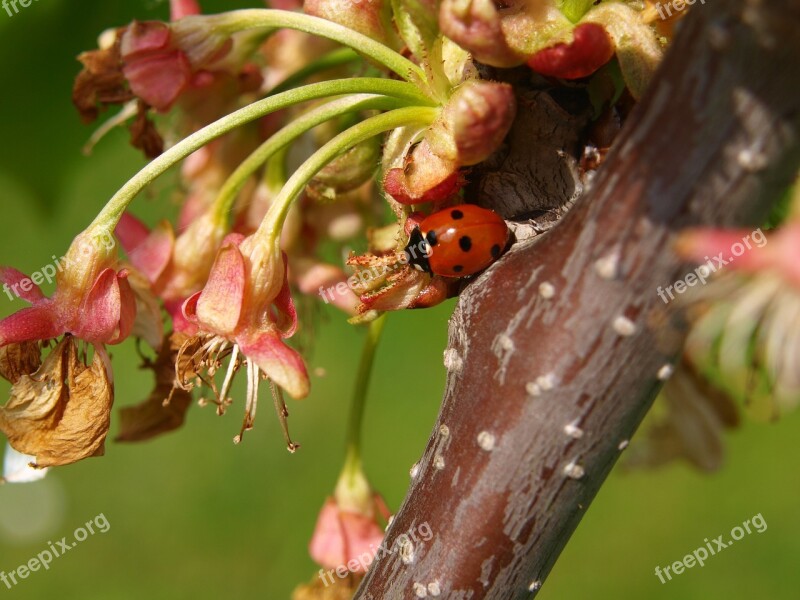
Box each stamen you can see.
[271,381,300,453]
[234,358,258,444]
[218,344,240,406]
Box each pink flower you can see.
[309,496,389,573]
[175,234,309,443]
[0,229,135,348]
[115,210,227,334]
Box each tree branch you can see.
[355,0,800,597]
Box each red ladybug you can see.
[405,205,509,278]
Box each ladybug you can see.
[405,205,510,278]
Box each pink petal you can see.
[168,298,198,336]
[0,303,62,347]
[170,0,201,20]
[309,499,348,570]
[77,268,135,344]
[239,330,309,399]
[272,253,298,337]
[181,291,202,325]
[128,220,175,284]
[0,267,45,304]
[308,499,385,573]
[196,242,246,335]
[115,212,151,254]
[123,50,192,112]
[120,21,173,59]
[109,271,137,345]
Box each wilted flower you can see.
[0,336,113,468]
[116,332,194,443]
[0,225,134,468]
[626,363,739,472]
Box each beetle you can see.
[405,204,509,278]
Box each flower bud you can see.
[527,22,615,80]
[308,137,381,199]
[439,0,524,67]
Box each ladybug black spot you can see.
[491,244,502,259]
[459,236,472,252]
[451,209,464,220]
[453,265,464,273]
[426,230,438,247]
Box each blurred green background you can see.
[0,1,798,599]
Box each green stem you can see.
[89,78,433,231]
[211,94,414,224]
[343,314,388,479]
[207,9,426,85]
[267,47,360,97]
[255,105,439,246]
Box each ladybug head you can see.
[405,227,432,274]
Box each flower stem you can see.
[343,314,387,480]
[267,47,360,97]
[211,94,414,224]
[256,106,440,248]
[207,9,427,85]
[88,78,433,232]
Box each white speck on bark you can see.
[594,252,620,280]
[399,537,415,564]
[413,582,428,597]
[427,581,441,596]
[439,424,450,437]
[563,460,585,479]
[477,431,496,451]
[538,282,556,299]
[528,580,542,592]
[657,364,675,381]
[410,463,420,478]
[613,316,637,337]
[497,334,514,351]
[443,348,463,372]
[737,147,768,172]
[564,420,584,439]
[618,440,630,451]
[433,455,445,470]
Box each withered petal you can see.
[0,337,113,468]
[117,334,192,442]
[0,341,42,384]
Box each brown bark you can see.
[355,0,800,598]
